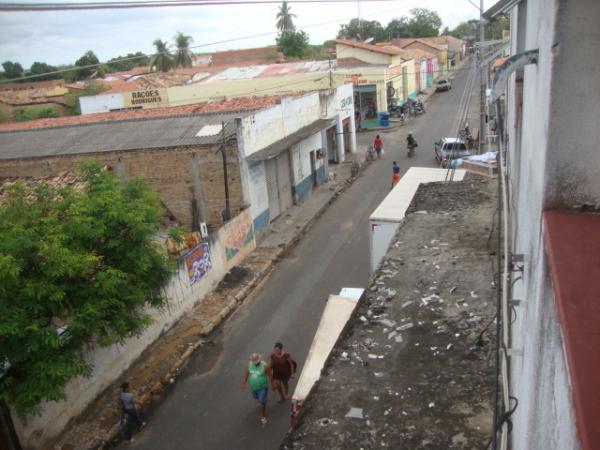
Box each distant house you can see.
[334,39,416,122]
[390,38,450,75]
[0,79,70,120]
[193,45,284,67]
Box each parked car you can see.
[435,78,451,92]
[435,138,471,167]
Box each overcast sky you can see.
[0,0,493,68]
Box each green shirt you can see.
[248,361,268,391]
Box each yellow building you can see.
[334,39,416,125]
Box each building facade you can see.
[485,0,600,449]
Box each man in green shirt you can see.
[242,353,274,425]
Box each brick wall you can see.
[0,144,244,229]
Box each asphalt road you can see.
[125,61,476,450]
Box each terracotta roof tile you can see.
[0,95,284,132]
[335,39,404,56]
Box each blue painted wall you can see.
[317,165,326,184]
[253,209,270,232]
[295,175,313,201]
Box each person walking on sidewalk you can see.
[118,382,146,443]
[270,342,296,402]
[374,135,384,158]
[242,353,273,425]
[391,161,401,188]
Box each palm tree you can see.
[276,1,296,32]
[150,39,173,73]
[174,32,194,68]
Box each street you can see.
[124,61,477,450]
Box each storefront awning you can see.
[246,118,336,162]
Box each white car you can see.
[435,138,470,167]
[435,78,451,92]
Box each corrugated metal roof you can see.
[247,118,335,162]
[0,113,244,160]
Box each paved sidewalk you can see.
[52,68,449,449]
[53,147,371,450]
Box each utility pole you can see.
[479,0,486,152]
[221,121,231,222]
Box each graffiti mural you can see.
[221,209,255,261]
[184,243,212,285]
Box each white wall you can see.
[506,0,600,448]
[14,211,256,448]
[246,160,269,228]
[240,93,320,157]
[80,93,125,115]
[291,132,323,184]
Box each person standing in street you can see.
[374,135,383,159]
[118,382,146,443]
[270,342,296,403]
[391,161,401,188]
[242,353,273,425]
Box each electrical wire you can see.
[0,1,423,84]
[0,0,401,11]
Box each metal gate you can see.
[265,158,280,220]
[275,151,293,212]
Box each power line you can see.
[0,2,421,83]
[0,0,399,11]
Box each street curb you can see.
[58,149,372,450]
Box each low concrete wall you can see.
[13,210,256,449]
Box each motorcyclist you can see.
[407,132,417,149]
[406,132,418,156]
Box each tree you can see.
[74,50,100,80]
[28,62,60,81]
[486,16,510,40]
[105,52,150,73]
[337,18,387,42]
[405,8,443,37]
[276,30,310,59]
[276,1,296,32]
[386,17,411,39]
[150,39,174,73]
[1,61,24,80]
[0,161,173,418]
[450,20,478,39]
[173,32,194,68]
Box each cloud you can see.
[0,0,484,68]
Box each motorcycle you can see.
[407,143,417,157]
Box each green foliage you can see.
[150,39,174,73]
[105,52,150,73]
[337,19,387,42]
[276,30,310,59]
[28,62,60,81]
[276,1,296,32]
[12,107,60,122]
[486,16,510,40]
[450,20,478,40]
[1,61,24,80]
[173,32,194,68]
[75,50,100,80]
[404,8,442,37]
[0,161,173,418]
[64,84,110,116]
[337,8,443,43]
[386,17,411,39]
[167,226,187,244]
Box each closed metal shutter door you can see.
[265,158,280,221]
[276,150,293,212]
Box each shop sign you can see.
[123,88,169,108]
[344,73,369,85]
[339,96,353,109]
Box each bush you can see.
[0,161,174,418]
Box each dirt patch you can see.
[282,179,497,449]
[216,266,252,292]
